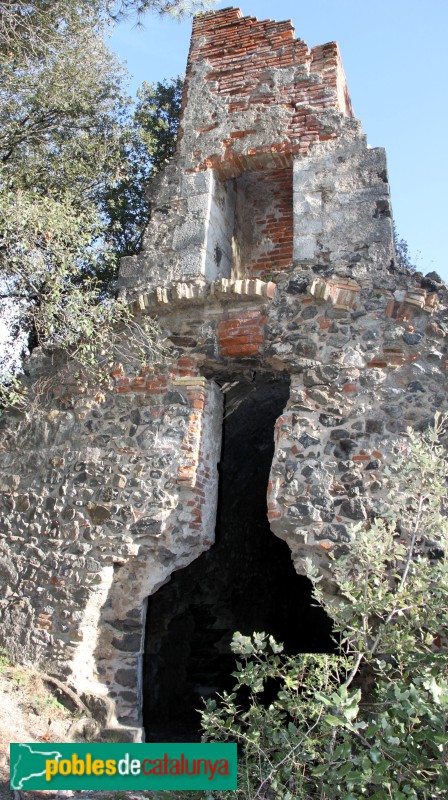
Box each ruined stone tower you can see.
[1,7,447,741]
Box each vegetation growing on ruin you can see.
[0,1,196,405]
[191,416,448,799]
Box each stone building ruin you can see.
[1,7,447,742]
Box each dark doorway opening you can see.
[143,372,333,742]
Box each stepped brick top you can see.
[119,7,372,295]
[179,6,354,177]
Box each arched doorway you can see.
[143,372,333,741]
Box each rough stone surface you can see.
[1,6,447,738]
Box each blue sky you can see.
[109,0,448,282]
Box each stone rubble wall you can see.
[264,274,448,584]
[0,364,222,729]
[1,6,447,740]
[127,269,447,590]
[2,265,446,723]
[1,260,447,734]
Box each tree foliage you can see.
[0,0,201,401]
[195,417,448,799]
[0,1,213,56]
[102,77,183,269]
[0,3,124,377]
[394,223,417,273]
[108,0,215,21]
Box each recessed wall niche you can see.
[203,165,293,283]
